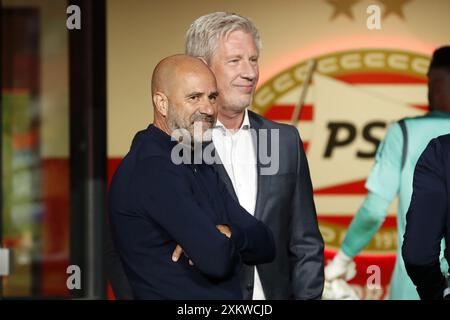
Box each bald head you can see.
[151,54,219,143]
[151,54,214,98]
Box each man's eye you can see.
[189,96,200,101]
[209,95,217,102]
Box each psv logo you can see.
[252,49,430,298]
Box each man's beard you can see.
[167,112,215,146]
[190,114,215,144]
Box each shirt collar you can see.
[428,110,450,118]
[215,109,251,132]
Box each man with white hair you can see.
[174,12,325,300]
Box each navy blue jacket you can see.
[108,125,275,299]
[402,133,450,300]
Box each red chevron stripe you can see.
[263,104,313,121]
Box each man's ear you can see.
[197,56,209,66]
[153,92,169,117]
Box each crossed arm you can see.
[135,158,275,278]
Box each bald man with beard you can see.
[108,55,275,299]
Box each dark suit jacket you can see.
[402,133,450,300]
[214,111,324,300]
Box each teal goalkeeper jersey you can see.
[341,110,450,299]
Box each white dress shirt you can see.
[212,109,266,300]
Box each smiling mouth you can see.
[235,85,254,93]
[193,119,214,127]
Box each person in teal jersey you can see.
[325,46,450,300]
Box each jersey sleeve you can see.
[365,121,404,202]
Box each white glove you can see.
[323,250,360,300]
[322,279,360,300]
[325,250,357,282]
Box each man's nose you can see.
[240,60,258,80]
[199,97,216,115]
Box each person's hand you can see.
[322,278,360,300]
[323,250,359,300]
[216,224,232,238]
[172,245,194,266]
[171,225,232,265]
[324,250,357,281]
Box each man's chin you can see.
[195,131,213,144]
[189,127,213,144]
[228,98,252,112]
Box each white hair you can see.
[185,12,262,63]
